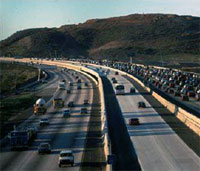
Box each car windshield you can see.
[60,153,72,157]
[40,144,49,148]
[41,119,48,121]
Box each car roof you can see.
[60,150,73,154]
[41,118,48,120]
[40,142,50,145]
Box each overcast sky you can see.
[1,0,200,40]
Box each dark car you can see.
[38,143,51,154]
[80,108,87,114]
[67,89,71,94]
[63,109,71,117]
[138,101,146,108]
[68,101,74,107]
[40,118,49,126]
[130,87,136,93]
[113,79,117,84]
[84,100,89,105]
[77,79,81,83]
[115,71,119,75]
[111,77,115,81]
[129,118,140,125]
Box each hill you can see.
[0,14,200,63]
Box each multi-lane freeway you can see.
[87,64,200,171]
[0,68,95,171]
[0,58,200,171]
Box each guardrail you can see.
[0,58,111,171]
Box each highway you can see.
[110,70,200,171]
[87,64,200,171]
[0,68,95,171]
[1,58,200,171]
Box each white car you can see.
[58,150,74,167]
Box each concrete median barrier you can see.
[0,57,110,171]
[78,61,200,136]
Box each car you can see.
[77,85,82,89]
[68,101,74,107]
[130,87,136,93]
[138,101,146,108]
[181,88,188,95]
[111,77,115,81]
[77,79,81,83]
[115,71,119,75]
[58,150,74,167]
[129,118,140,125]
[187,91,195,97]
[27,126,38,138]
[113,79,117,84]
[63,109,71,117]
[84,100,89,105]
[80,108,87,114]
[84,82,88,86]
[38,143,51,154]
[174,91,181,96]
[182,95,189,101]
[67,89,71,94]
[195,93,200,101]
[69,82,73,86]
[40,118,49,126]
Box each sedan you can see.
[138,101,146,108]
[38,143,51,154]
[129,118,140,125]
[40,118,49,126]
[63,109,71,117]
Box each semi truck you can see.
[33,98,47,115]
[9,126,37,150]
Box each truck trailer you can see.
[33,98,47,115]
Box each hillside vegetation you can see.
[0,14,200,63]
[0,63,38,94]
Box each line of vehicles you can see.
[58,78,84,90]
[111,73,146,127]
[7,70,91,168]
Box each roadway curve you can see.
[0,68,95,171]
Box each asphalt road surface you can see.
[87,64,200,171]
[108,70,200,171]
[0,69,94,171]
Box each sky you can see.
[1,0,200,40]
